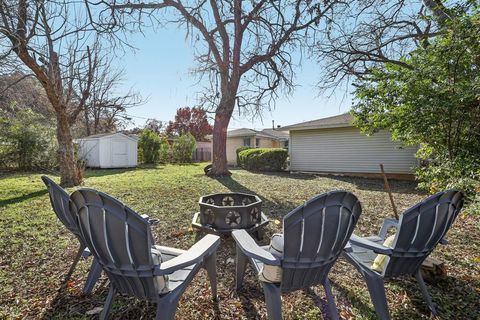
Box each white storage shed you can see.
[76,133,138,168]
[282,114,418,178]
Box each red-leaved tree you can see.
[165,107,213,141]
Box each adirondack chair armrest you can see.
[378,217,399,240]
[344,242,353,253]
[155,234,220,275]
[82,246,92,258]
[140,214,159,226]
[349,234,393,255]
[232,229,281,266]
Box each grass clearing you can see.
[0,164,478,319]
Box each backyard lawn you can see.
[0,164,478,319]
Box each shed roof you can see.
[76,132,138,141]
[281,113,353,131]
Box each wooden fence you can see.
[192,148,212,162]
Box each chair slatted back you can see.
[70,189,158,300]
[41,176,82,242]
[281,191,361,292]
[385,190,464,277]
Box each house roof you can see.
[260,128,289,140]
[225,128,289,140]
[281,113,353,131]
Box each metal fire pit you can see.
[192,192,269,235]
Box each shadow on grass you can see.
[213,175,299,221]
[302,287,337,320]
[0,189,48,208]
[332,273,480,319]
[316,174,423,195]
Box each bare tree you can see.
[101,0,343,175]
[315,0,471,91]
[81,47,144,136]
[0,1,100,186]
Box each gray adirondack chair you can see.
[41,176,102,294]
[70,188,220,320]
[343,189,464,319]
[233,190,362,320]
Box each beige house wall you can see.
[221,136,284,165]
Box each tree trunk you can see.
[84,104,91,136]
[56,109,80,187]
[209,103,234,176]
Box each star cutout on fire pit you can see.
[242,197,252,205]
[204,208,215,225]
[205,198,216,205]
[222,196,235,206]
[225,210,241,227]
[250,207,260,223]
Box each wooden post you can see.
[379,164,446,281]
[379,164,400,220]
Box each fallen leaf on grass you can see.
[85,307,103,315]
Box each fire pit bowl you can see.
[192,192,269,235]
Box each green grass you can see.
[0,164,478,319]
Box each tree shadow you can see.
[213,175,299,222]
[84,165,170,178]
[315,174,423,195]
[302,287,338,320]
[0,189,48,208]
[331,273,480,319]
[228,168,317,181]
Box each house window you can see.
[284,140,289,149]
[256,138,260,147]
[243,138,251,146]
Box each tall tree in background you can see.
[104,0,342,175]
[0,1,99,186]
[166,107,212,141]
[144,118,166,134]
[0,73,51,118]
[315,0,471,91]
[81,50,144,136]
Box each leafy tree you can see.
[138,129,162,164]
[353,11,480,198]
[0,108,56,170]
[172,133,196,163]
[166,107,212,141]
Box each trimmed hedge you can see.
[238,148,288,171]
[236,146,254,165]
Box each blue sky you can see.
[114,26,353,130]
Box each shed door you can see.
[111,139,129,167]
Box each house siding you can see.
[226,137,246,165]
[290,127,417,174]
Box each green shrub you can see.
[416,153,480,215]
[238,148,288,171]
[172,133,196,163]
[236,146,254,166]
[159,138,170,163]
[138,129,161,164]
[0,108,56,170]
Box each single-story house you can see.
[210,128,289,165]
[281,113,418,178]
[76,132,138,168]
